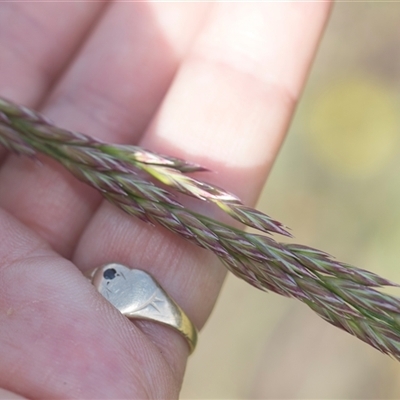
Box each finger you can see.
[144,2,331,204]
[0,2,107,163]
[0,208,180,398]
[74,0,331,383]
[0,2,209,257]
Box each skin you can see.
[0,2,331,399]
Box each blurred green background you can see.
[181,3,400,399]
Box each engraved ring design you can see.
[90,263,198,354]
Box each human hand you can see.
[0,3,330,398]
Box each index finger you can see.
[143,2,331,204]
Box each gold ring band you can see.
[90,263,198,353]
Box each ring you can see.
[89,263,198,354]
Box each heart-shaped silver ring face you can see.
[90,263,197,353]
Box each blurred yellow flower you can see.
[305,76,399,178]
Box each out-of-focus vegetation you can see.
[182,4,400,399]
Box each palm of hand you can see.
[0,3,329,399]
